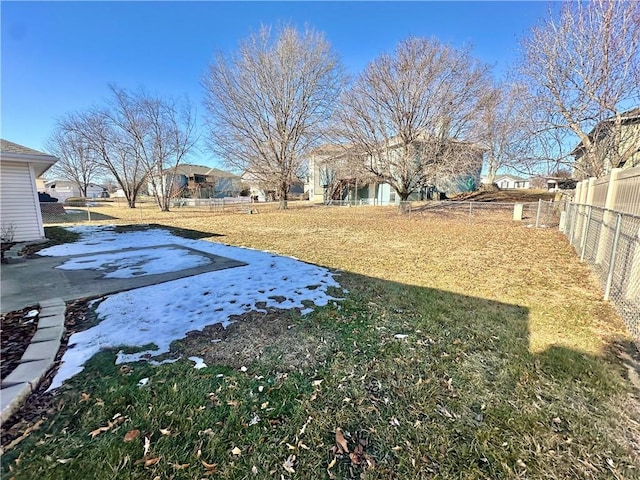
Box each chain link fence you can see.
[561,202,640,344]
[402,199,559,226]
[40,197,260,226]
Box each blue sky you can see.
[2,1,552,166]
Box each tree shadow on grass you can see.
[111,223,224,240]
[307,273,640,479]
[1,271,638,479]
[42,209,118,224]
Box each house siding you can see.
[1,161,45,241]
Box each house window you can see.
[501,180,509,188]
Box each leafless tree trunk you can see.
[520,0,640,178]
[203,25,344,209]
[333,37,493,206]
[45,129,104,198]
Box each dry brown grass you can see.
[79,201,628,357]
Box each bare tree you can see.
[109,87,198,211]
[56,86,197,209]
[333,37,493,205]
[59,108,148,209]
[481,83,539,185]
[45,128,104,197]
[203,25,344,209]
[520,0,640,178]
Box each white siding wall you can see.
[1,161,45,241]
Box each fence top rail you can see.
[440,201,548,206]
[617,166,640,181]
[572,202,640,221]
[594,176,609,186]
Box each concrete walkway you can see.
[0,243,246,424]
[1,244,246,313]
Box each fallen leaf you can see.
[283,454,296,474]
[124,429,140,442]
[240,366,248,372]
[172,463,190,470]
[249,414,261,426]
[227,400,240,407]
[261,401,269,409]
[252,465,258,474]
[335,428,349,454]
[159,428,171,436]
[328,457,337,469]
[299,416,312,435]
[80,392,91,403]
[144,456,161,467]
[312,379,323,387]
[201,460,217,471]
[56,458,72,464]
[389,417,400,427]
[231,446,242,456]
[89,426,110,439]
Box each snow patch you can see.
[46,226,341,390]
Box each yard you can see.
[2,203,639,479]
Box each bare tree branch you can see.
[520,0,640,178]
[45,128,105,197]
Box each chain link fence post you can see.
[604,213,622,301]
[580,206,592,261]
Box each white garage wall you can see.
[0,161,45,241]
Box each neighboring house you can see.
[0,139,58,242]
[572,107,640,179]
[43,180,107,203]
[149,164,242,199]
[544,177,577,191]
[240,169,305,203]
[307,140,483,205]
[490,174,530,190]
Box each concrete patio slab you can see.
[1,244,246,313]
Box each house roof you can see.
[494,174,527,182]
[571,107,640,156]
[169,164,240,179]
[1,139,53,157]
[1,139,58,177]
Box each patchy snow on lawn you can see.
[54,246,211,278]
[41,226,341,390]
